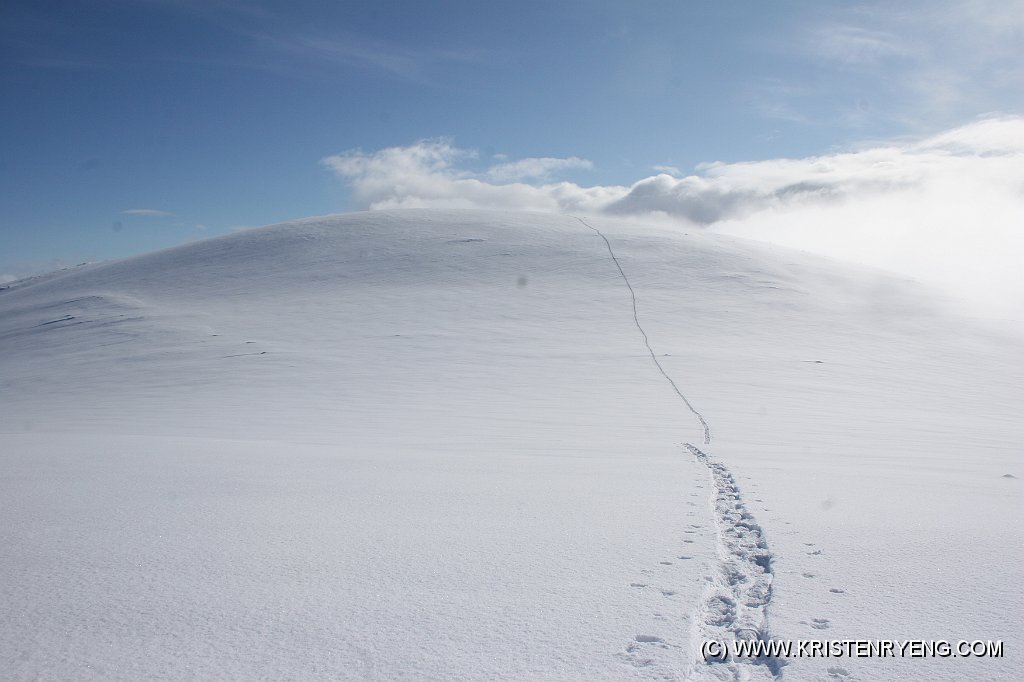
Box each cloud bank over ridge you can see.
[323,116,1024,321]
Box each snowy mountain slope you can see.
[1,210,1020,681]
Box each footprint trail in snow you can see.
[686,443,781,680]
[576,216,780,679]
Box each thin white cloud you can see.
[764,0,1024,129]
[323,116,1024,321]
[485,156,592,182]
[806,24,912,66]
[651,165,683,177]
[915,115,1024,154]
[236,27,483,84]
[747,79,814,124]
[122,209,174,217]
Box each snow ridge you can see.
[575,216,711,445]
[685,443,781,681]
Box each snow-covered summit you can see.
[2,210,1020,680]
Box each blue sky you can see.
[2,0,1022,281]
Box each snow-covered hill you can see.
[1,210,1020,681]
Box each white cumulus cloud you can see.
[323,117,1024,322]
[321,140,613,212]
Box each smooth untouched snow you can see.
[1,209,1020,681]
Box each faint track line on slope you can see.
[574,216,711,445]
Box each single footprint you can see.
[829,588,845,594]
[630,583,647,588]
[660,561,673,565]
[635,635,665,644]
[811,618,831,630]
[802,572,816,578]
[808,549,824,555]
[678,556,693,560]
[704,596,736,627]
[661,589,677,597]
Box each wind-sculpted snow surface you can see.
[1,210,1021,681]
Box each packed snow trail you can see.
[574,216,711,445]
[576,216,780,679]
[686,444,781,681]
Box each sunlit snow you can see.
[2,210,1020,680]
